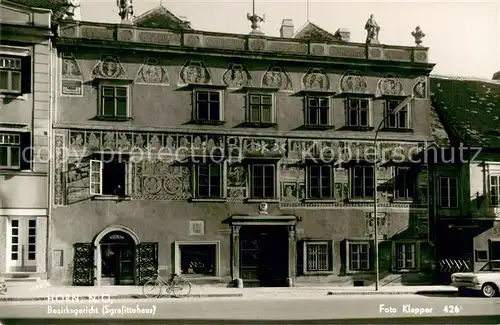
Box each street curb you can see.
[326,290,458,296]
[0,293,243,302]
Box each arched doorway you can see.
[94,226,140,286]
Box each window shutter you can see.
[89,160,103,195]
[21,56,32,94]
[20,132,32,170]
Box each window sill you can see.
[381,128,414,133]
[241,122,277,128]
[189,198,227,203]
[93,116,133,122]
[345,270,374,275]
[245,198,280,203]
[0,93,27,100]
[393,268,420,273]
[348,198,374,203]
[341,126,374,131]
[303,271,334,276]
[190,120,225,126]
[303,199,338,204]
[302,125,334,130]
[391,199,414,204]
[92,195,131,201]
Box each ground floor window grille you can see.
[305,242,329,272]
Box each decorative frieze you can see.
[412,76,427,99]
[227,163,247,201]
[377,75,404,97]
[262,66,292,91]
[91,55,126,79]
[179,61,211,85]
[302,68,330,91]
[365,212,389,238]
[135,57,169,85]
[54,133,66,206]
[223,63,252,88]
[339,71,369,94]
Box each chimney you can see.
[334,28,350,42]
[280,19,294,38]
[493,71,500,80]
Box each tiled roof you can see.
[133,5,192,30]
[293,22,336,41]
[430,75,500,148]
[7,0,67,20]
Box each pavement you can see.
[0,294,499,321]
[0,282,459,301]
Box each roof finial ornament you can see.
[247,0,265,35]
[117,0,134,24]
[364,14,380,44]
[411,26,426,47]
[62,0,81,20]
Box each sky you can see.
[77,0,500,79]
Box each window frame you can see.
[384,99,410,129]
[302,240,334,275]
[307,164,334,199]
[0,133,21,170]
[193,162,226,199]
[350,165,375,199]
[192,89,224,123]
[490,174,500,206]
[97,79,133,120]
[0,56,22,94]
[248,163,277,201]
[394,166,414,201]
[345,240,372,274]
[439,176,458,208]
[304,96,331,127]
[174,240,221,279]
[89,158,132,198]
[246,92,276,126]
[0,46,31,98]
[346,97,371,128]
[392,241,420,272]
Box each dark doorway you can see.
[100,231,135,285]
[239,226,288,287]
[489,240,500,260]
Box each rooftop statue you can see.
[247,12,265,35]
[117,0,134,22]
[365,14,380,44]
[411,26,426,47]
[62,0,80,20]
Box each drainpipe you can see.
[46,38,54,283]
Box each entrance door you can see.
[8,218,36,272]
[239,226,288,287]
[100,231,135,285]
[489,239,500,260]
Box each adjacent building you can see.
[430,74,500,282]
[0,0,57,281]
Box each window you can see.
[490,175,500,206]
[395,242,417,269]
[100,86,128,118]
[176,242,219,278]
[351,165,374,198]
[395,167,414,199]
[347,98,370,127]
[308,165,333,199]
[250,164,276,199]
[0,133,21,169]
[304,241,329,273]
[195,163,223,198]
[305,97,329,126]
[195,91,221,122]
[90,155,130,197]
[0,56,22,93]
[439,177,457,208]
[248,93,273,124]
[385,100,409,129]
[348,241,370,271]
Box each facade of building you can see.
[430,75,500,282]
[0,0,55,281]
[47,7,437,287]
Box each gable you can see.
[134,6,192,30]
[293,22,335,41]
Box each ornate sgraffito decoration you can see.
[302,68,330,91]
[61,128,428,208]
[339,71,369,94]
[377,74,405,96]
[262,66,293,91]
[414,215,429,239]
[54,133,66,206]
[135,57,169,85]
[179,61,211,85]
[61,53,83,96]
[365,213,389,238]
[91,55,126,79]
[412,76,426,99]
[222,63,252,88]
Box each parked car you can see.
[451,260,500,297]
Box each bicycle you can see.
[142,271,191,298]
